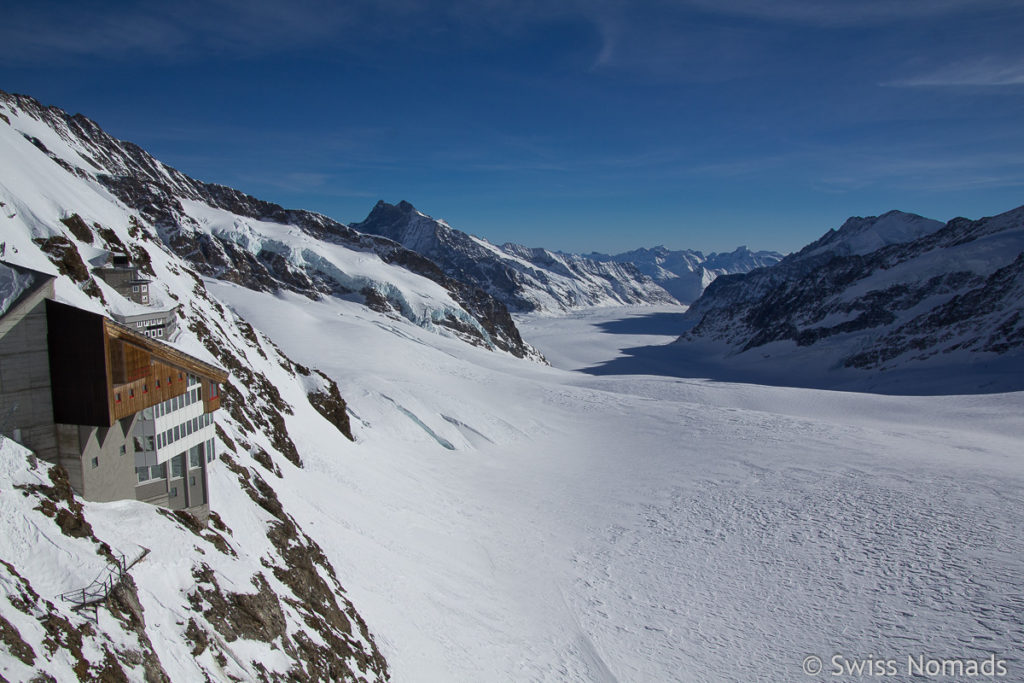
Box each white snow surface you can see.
[208,289,1024,682]
[797,210,945,261]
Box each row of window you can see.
[152,384,201,417]
[136,440,215,483]
[155,412,214,450]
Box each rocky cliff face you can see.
[588,245,784,304]
[0,91,539,360]
[352,200,679,312]
[678,207,1024,379]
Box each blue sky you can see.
[2,0,1024,254]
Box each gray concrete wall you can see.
[136,479,169,506]
[69,415,142,503]
[186,462,207,508]
[0,283,58,462]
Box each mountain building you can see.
[0,259,227,518]
[94,253,151,304]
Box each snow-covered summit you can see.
[793,210,944,262]
[588,244,784,304]
[677,204,1024,391]
[352,200,679,312]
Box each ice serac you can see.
[0,90,538,360]
[352,200,679,312]
[679,206,1024,387]
[588,245,784,304]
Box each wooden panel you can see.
[202,378,222,413]
[104,319,227,383]
[109,351,189,422]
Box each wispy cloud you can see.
[885,59,1024,87]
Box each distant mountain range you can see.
[673,208,1024,391]
[4,85,1019,395]
[587,245,783,304]
[352,200,680,312]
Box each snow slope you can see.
[0,90,539,360]
[212,290,1024,682]
[1,93,391,680]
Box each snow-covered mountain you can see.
[352,200,679,312]
[0,91,541,361]
[588,245,784,304]
[0,91,400,680]
[676,208,1024,391]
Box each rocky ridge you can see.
[352,200,679,312]
[679,207,1024,376]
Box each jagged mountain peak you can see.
[354,202,679,312]
[794,209,944,262]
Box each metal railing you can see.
[58,548,148,617]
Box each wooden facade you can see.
[46,299,227,427]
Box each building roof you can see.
[0,259,55,319]
[103,315,226,382]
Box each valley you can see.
[210,287,1024,681]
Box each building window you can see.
[169,487,178,498]
[132,285,139,292]
[171,455,184,478]
[136,321,143,328]
[157,329,163,337]
[115,392,122,403]
[156,379,161,388]
[129,388,135,399]
[120,445,127,456]
[173,425,180,441]
[210,382,219,399]
[142,383,148,393]
[137,466,150,483]
[90,457,99,469]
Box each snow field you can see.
[211,287,1024,682]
